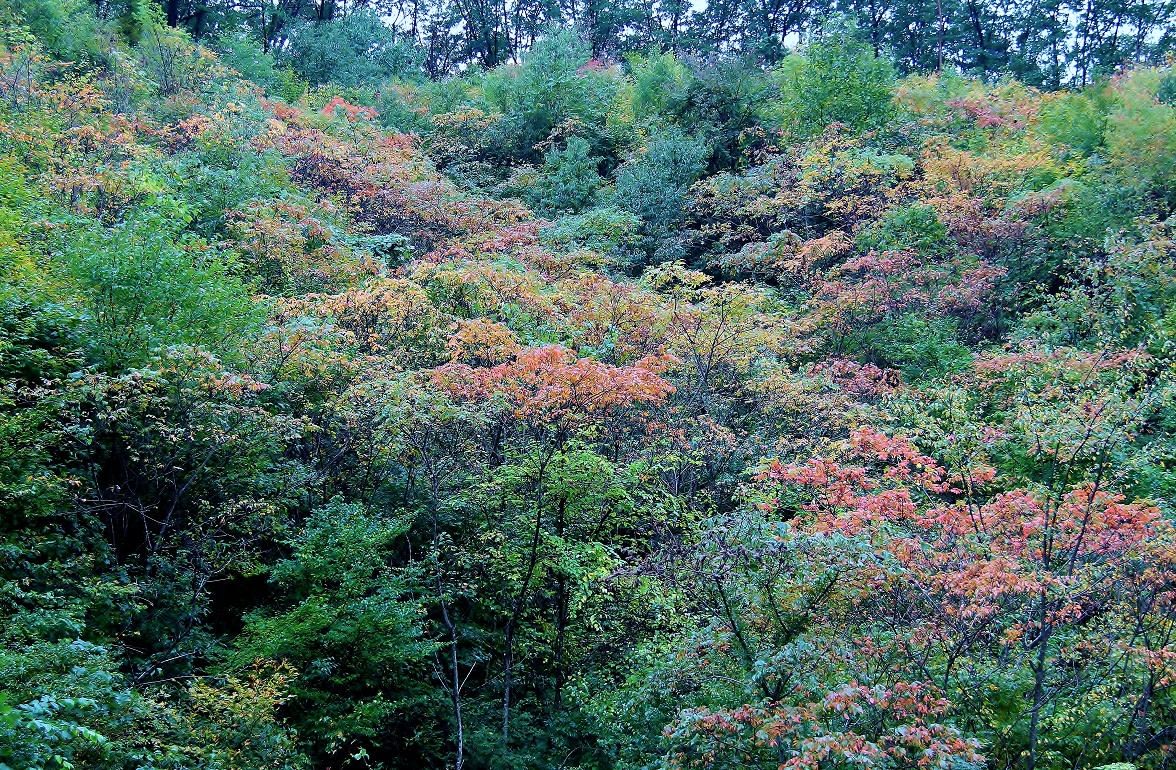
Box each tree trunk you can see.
[502,457,548,744]
[1026,610,1052,770]
[552,493,569,712]
[441,598,465,770]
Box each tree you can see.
[767,20,896,139]
[526,137,604,216]
[430,345,674,752]
[230,501,437,766]
[615,127,709,264]
[56,208,261,373]
[282,11,422,87]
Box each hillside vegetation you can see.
[1,3,1175,770]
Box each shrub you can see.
[283,11,422,88]
[479,28,620,163]
[627,51,691,123]
[614,127,708,262]
[55,207,261,370]
[767,19,895,139]
[4,0,109,64]
[134,12,215,97]
[858,202,949,254]
[850,314,972,380]
[215,33,306,101]
[681,57,775,170]
[1105,69,1176,201]
[229,500,434,766]
[1038,89,1111,155]
[526,137,604,216]
[540,206,644,263]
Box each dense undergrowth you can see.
[1,3,1174,770]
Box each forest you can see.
[0,0,1174,768]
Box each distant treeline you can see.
[82,0,1175,84]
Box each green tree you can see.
[55,208,260,372]
[230,500,437,767]
[526,137,604,216]
[767,20,896,139]
[283,11,422,88]
[614,127,709,264]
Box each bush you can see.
[858,203,949,254]
[479,28,620,163]
[627,51,691,123]
[851,314,972,380]
[526,137,604,215]
[134,12,214,97]
[614,127,709,262]
[283,11,422,88]
[0,650,135,770]
[4,0,109,64]
[215,33,306,101]
[540,206,645,263]
[1038,89,1112,156]
[230,500,435,766]
[375,83,432,132]
[1105,69,1176,202]
[767,19,895,139]
[55,207,261,371]
[680,57,775,170]
[169,137,292,238]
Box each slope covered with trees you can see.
[1,2,1174,770]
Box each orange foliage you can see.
[431,345,674,425]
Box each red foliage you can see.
[811,358,901,397]
[668,680,983,770]
[758,425,1170,622]
[430,345,674,425]
[321,95,378,122]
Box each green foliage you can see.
[282,12,421,88]
[525,137,603,216]
[680,58,775,170]
[0,640,147,770]
[133,12,212,96]
[614,127,709,262]
[539,206,644,262]
[168,139,292,237]
[1104,69,1176,201]
[4,0,109,64]
[231,500,436,765]
[3,13,1175,770]
[1038,89,1111,155]
[0,292,78,383]
[152,663,307,770]
[628,51,690,123]
[1018,220,1175,349]
[215,34,307,101]
[0,301,147,770]
[848,314,974,380]
[857,202,948,254]
[478,28,620,163]
[767,20,896,138]
[55,208,260,371]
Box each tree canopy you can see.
[1,2,1174,770]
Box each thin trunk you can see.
[552,493,569,712]
[440,596,465,770]
[502,624,515,743]
[502,457,548,744]
[967,0,988,75]
[1026,608,1052,770]
[936,0,945,70]
[432,503,465,770]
